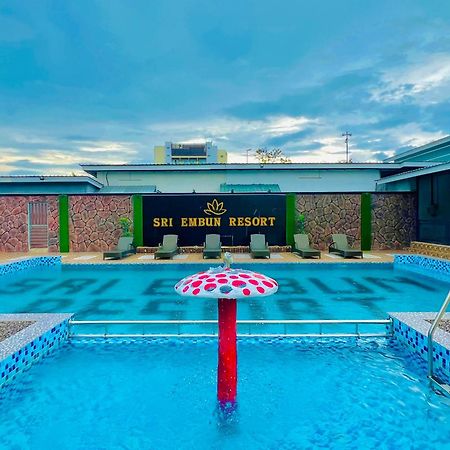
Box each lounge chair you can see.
[203,234,222,259]
[329,234,363,258]
[293,234,321,258]
[250,234,270,259]
[103,237,135,260]
[155,234,179,259]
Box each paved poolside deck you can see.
[0,250,409,264]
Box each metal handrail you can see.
[427,291,450,382]
[69,318,392,339]
[69,319,390,325]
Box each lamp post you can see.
[342,131,352,163]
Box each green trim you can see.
[58,195,70,253]
[360,193,372,251]
[285,193,296,247]
[133,194,144,247]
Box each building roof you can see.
[98,185,157,194]
[220,183,281,193]
[376,161,450,185]
[80,161,431,174]
[384,136,450,163]
[0,175,103,188]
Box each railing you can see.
[69,319,393,338]
[427,290,450,395]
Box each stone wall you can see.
[0,196,59,252]
[371,193,416,249]
[295,194,361,250]
[69,195,132,251]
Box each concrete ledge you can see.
[0,256,61,277]
[394,254,450,280]
[410,241,450,260]
[390,312,450,381]
[0,313,72,388]
[137,245,292,254]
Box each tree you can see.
[254,148,292,164]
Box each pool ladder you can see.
[428,290,450,396]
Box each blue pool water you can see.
[0,263,448,320]
[0,338,449,449]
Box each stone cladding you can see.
[69,195,132,251]
[0,196,59,252]
[295,194,361,250]
[371,193,416,249]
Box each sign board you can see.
[142,194,286,246]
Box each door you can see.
[28,202,49,249]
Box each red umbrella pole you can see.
[217,297,237,404]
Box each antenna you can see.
[342,131,352,163]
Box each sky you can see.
[0,0,450,174]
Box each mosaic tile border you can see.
[390,312,450,382]
[0,313,72,388]
[0,256,61,277]
[410,241,450,260]
[393,254,450,281]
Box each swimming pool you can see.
[0,337,449,449]
[0,263,448,321]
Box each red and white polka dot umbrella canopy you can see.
[174,267,278,299]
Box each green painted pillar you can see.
[285,193,296,247]
[58,195,70,253]
[360,193,372,251]
[133,194,144,247]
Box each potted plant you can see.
[295,213,305,234]
[119,217,132,237]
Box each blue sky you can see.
[1,0,450,174]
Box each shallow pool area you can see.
[0,257,449,448]
[0,263,448,321]
[0,337,449,449]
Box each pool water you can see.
[0,263,448,321]
[0,338,449,449]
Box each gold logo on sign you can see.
[204,199,227,216]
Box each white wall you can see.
[226,169,380,192]
[97,168,382,193]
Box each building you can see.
[0,136,449,253]
[81,161,430,194]
[153,141,228,164]
[0,176,102,194]
[379,136,450,245]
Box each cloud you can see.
[370,53,450,104]
[147,115,316,150]
[265,129,315,147]
[0,129,140,173]
[0,2,449,173]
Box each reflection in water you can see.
[278,297,324,318]
[79,298,132,317]
[23,297,74,313]
[0,265,447,321]
[215,402,240,437]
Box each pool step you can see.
[430,376,450,396]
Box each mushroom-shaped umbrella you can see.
[174,258,278,406]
